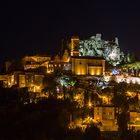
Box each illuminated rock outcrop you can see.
[78,34,124,66]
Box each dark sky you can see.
[0,0,140,61]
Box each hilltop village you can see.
[1,34,140,140]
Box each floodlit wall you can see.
[72,57,105,75]
[94,106,117,131]
[7,72,44,92]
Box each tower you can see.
[70,36,79,56]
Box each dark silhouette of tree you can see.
[111,82,129,136]
[0,98,76,140]
[18,87,30,103]
[112,82,129,112]
[83,124,101,140]
[117,112,129,137]
[109,75,117,85]
[42,75,58,98]
[67,127,83,140]
[0,86,19,106]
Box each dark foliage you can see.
[83,124,101,140]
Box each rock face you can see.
[78,34,124,66]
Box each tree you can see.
[42,75,58,98]
[112,82,129,111]
[58,75,77,100]
[117,112,129,137]
[83,124,101,140]
[19,87,30,103]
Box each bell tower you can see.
[70,36,79,56]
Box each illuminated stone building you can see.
[47,49,71,73]
[129,111,140,130]
[4,34,128,78]
[71,56,105,75]
[69,34,125,76]
[7,71,44,93]
[68,35,106,76]
[22,55,51,72]
[94,106,118,131]
[0,75,9,87]
[21,50,71,74]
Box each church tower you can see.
[70,36,79,56]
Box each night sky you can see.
[1,0,140,61]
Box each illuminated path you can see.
[104,75,140,84]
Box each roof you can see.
[71,56,105,60]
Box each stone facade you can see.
[71,56,105,75]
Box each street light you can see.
[88,101,92,108]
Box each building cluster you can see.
[1,34,107,91]
[1,33,140,131]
